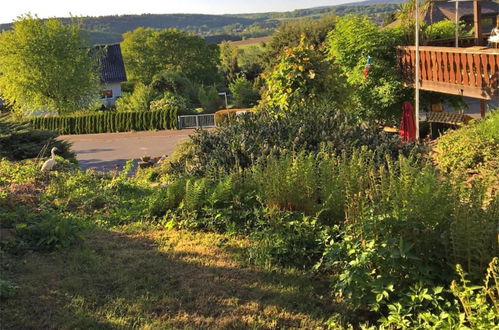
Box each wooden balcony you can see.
[396,46,499,100]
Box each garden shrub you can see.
[149,91,189,114]
[147,179,186,217]
[144,173,261,232]
[261,36,345,113]
[433,111,499,192]
[248,212,326,269]
[214,108,253,125]
[151,70,200,106]
[14,212,82,250]
[326,15,409,121]
[0,119,74,161]
[252,151,319,214]
[167,106,418,178]
[115,82,159,112]
[379,258,499,329]
[0,158,42,186]
[198,85,222,111]
[229,74,260,108]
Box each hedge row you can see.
[29,109,178,135]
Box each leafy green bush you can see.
[14,212,82,250]
[198,85,222,111]
[248,212,325,269]
[213,108,253,126]
[252,151,319,214]
[30,109,178,134]
[168,106,417,178]
[147,179,186,217]
[229,74,260,108]
[261,36,344,113]
[116,82,159,112]
[149,91,189,114]
[422,19,465,42]
[434,111,499,190]
[379,258,499,329]
[0,159,41,186]
[0,119,74,161]
[151,70,200,106]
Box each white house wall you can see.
[100,82,122,107]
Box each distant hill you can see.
[330,0,406,6]
[0,1,404,45]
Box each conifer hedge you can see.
[29,109,178,134]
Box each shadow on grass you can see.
[1,228,334,329]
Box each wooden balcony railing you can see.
[396,46,499,100]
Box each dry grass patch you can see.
[1,225,333,329]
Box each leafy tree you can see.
[198,85,221,111]
[237,45,265,81]
[229,74,260,108]
[0,15,100,115]
[150,71,199,106]
[121,27,220,85]
[261,36,345,113]
[263,15,336,69]
[326,15,409,121]
[219,41,240,82]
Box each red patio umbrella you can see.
[399,101,417,143]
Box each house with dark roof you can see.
[425,1,498,32]
[389,1,498,32]
[95,43,127,107]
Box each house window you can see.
[101,90,113,99]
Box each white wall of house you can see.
[100,82,122,107]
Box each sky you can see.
[0,0,362,24]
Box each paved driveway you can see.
[59,129,196,170]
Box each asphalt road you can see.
[59,129,196,170]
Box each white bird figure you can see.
[41,147,59,172]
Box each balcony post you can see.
[473,0,482,46]
[415,0,420,140]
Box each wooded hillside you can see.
[0,0,404,45]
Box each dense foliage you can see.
[157,107,417,178]
[121,27,220,85]
[3,6,498,328]
[3,110,498,328]
[263,15,336,69]
[0,15,101,115]
[327,15,408,121]
[29,109,178,134]
[228,75,260,108]
[261,37,345,112]
[0,117,73,161]
[115,83,159,112]
[434,111,499,190]
[219,41,240,82]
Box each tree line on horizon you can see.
[0,2,402,45]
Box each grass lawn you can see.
[1,224,333,329]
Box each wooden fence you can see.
[396,46,499,100]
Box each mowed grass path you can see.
[1,226,333,329]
